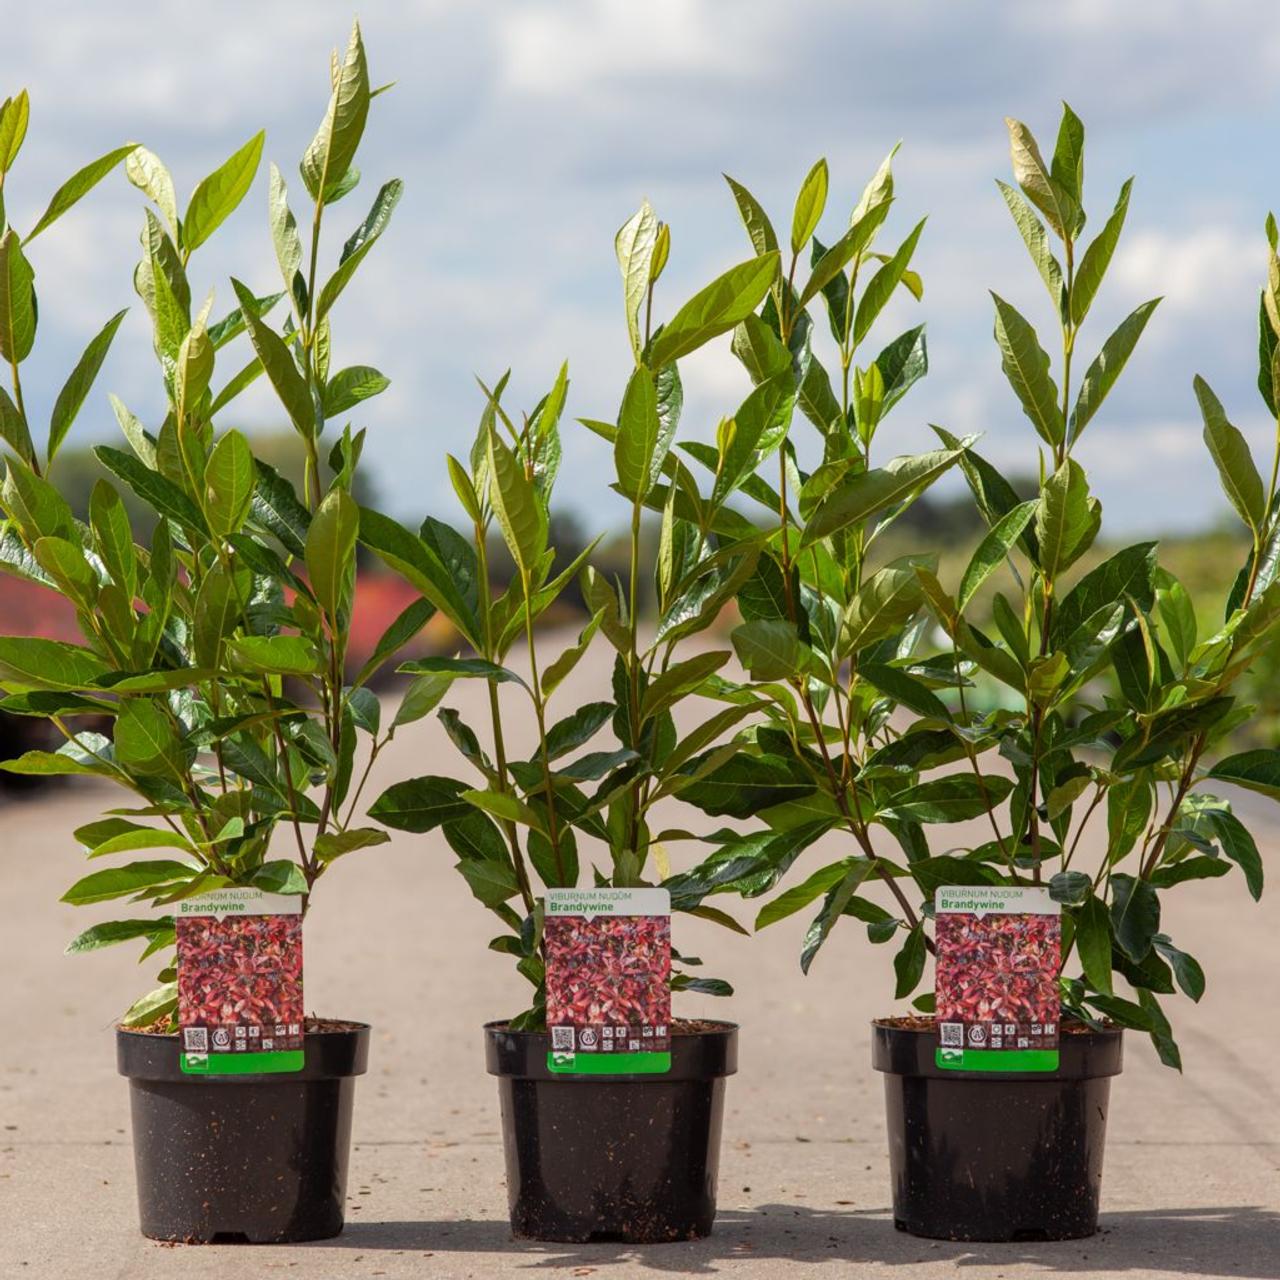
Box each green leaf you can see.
[95,445,208,537]
[487,430,546,574]
[62,860,195,905]
[314,827,390,864]
[0,92,29,174]
[614,365,669,502]
[756,858,859,930]
[841,565,925,656]
[0,228,36,363]
[1153,934,1205,1002]
[306,487,359,618]
[648,252,780,368]
[26,144,138,242]
[893,924,927,998]
[0,636,111,689]
[114,700,186,778]
[368,775,470,833]
[724,174,779,258]
[640,650,730,719]
[125,147,178,240]
[542,702,613,761]
[1194,375,1265,533]
[231,277,315,439]
[47,309,127,465]
[341,178,403,263]
[226,634,322,676]
[1005,116,1077,240]
[1109,873,1160,962]
[857,662,949,720]
[1052,542,1157,647]
[1106,772,1152,862]
[957,500,1036,611]
[1196,802,1264,899]
[203,430,255,538]
[0,748,108,777]
[464,787,543,832]
[315,234,380,322]
[251,459,310,556]
[1051,102,1086,209]
[1035,458,1095,579]
[875,325,928,416]
[732,619,802,681]
[879,774,1014,824]
[802,441,970,546]
[790,158,828,255]
[89,480,137,598]
[0,383,33,463]
[1075,894,1113,995]
[853,219,925,346]
[359,507,480,648]
[996,179,1064,308]
[301,21,371,203]
[1070,299,1160,444]
[992,291,1063,447]
[323,365,389,417]
[65,918,172,955]
[398,655,528,689]
[615,200,658,361]
[182,131,264,254]
[1072,179,1131,327]
[120,982,178,1028]
[798,211,886,309]
[801,862,874,974]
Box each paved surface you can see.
[1,641,1277,1279]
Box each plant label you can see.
[545,888,671,1075]
[934,885,1060,1072]
[175,888,305,1075]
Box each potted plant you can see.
[364,203,792,1241]
[0,24,417,1243]
[669,107,1274,1243]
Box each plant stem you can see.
[524,567,566,882]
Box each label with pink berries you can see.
[544,888,671,1075]
[175,888,305,1075]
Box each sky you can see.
[6,0,1280,538]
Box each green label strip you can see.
[936,1046,1059,1073]
[181,1050,305,1075]
[547,1050,671,1075]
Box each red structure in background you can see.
[0,570,439,778]
[0,570,431,677]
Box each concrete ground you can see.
[1,640,1277,1279]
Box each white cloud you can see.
[1114,226,1258,315]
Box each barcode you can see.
[940,1023,963,1047]
[183,1027,209,1052]
[551,1026,575,1051]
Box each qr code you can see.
[551,1026,575,1051]
[940,1023,964,1047]
[183,1027,209,1052]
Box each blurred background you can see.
[2,0,1279,771]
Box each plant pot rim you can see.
[484,1019,738,1082]
[871,1016,1122,1081]
[117,1020,371,1084]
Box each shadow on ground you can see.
[329,1204,1280,1277]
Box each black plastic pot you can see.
[117,1022,369,1243]
[485,1020,737,1242]
[872,1019,1123,1241]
